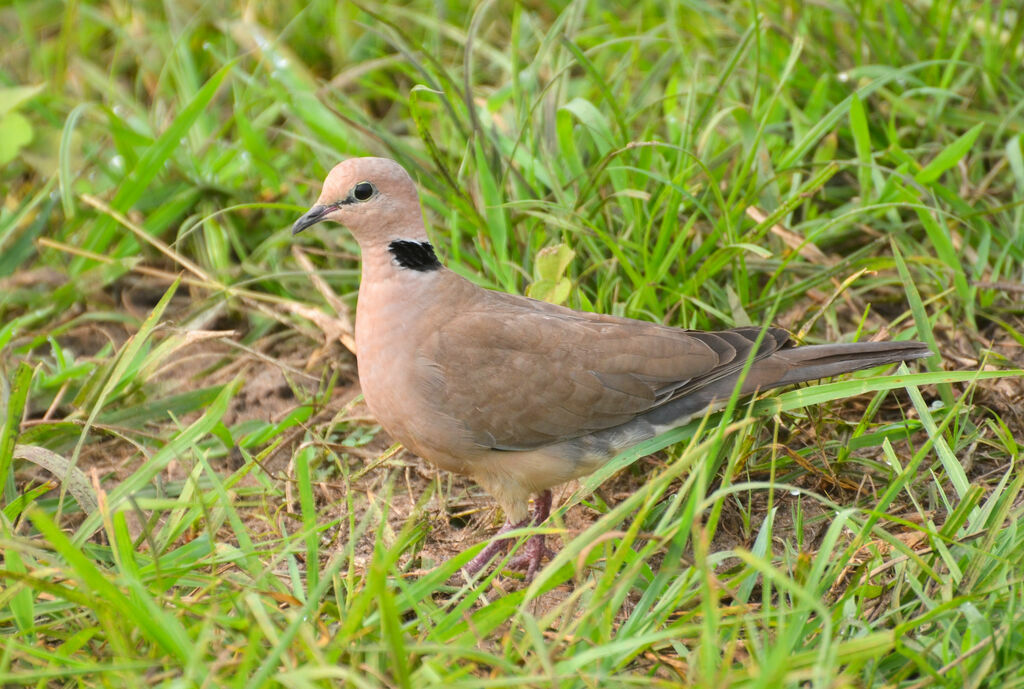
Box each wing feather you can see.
[417,289,791,451]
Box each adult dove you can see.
[293,157,931,579]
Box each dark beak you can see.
[292,204,331,235]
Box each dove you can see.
[293,157,931,580]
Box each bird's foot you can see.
[462,490,554,580]
[506,535,557,581]
[463,517,526,575]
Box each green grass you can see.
[2,0,1024,686]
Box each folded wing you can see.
[419,290,791,450]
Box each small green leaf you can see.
[915,123,984,184]
[59,103,93,218]
[473,140,512,289]
[527,278,573,305]
[849,93,873,196]
[0,84,44,117]
[556,108,584,182]
[0,111,34,165]
[560,98,615,154]
[0,527,34,637]
[527,244,575,304]
[534,244,575,282]
[0,363,34,494]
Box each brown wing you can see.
[417,288,791,450]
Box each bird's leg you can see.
[506,490,556,580]
[463,490,555,579]
[463,516,529,575]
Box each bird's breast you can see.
[353,268,476,474]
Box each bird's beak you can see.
[292,204,331,235]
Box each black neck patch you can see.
[388,240,441,272]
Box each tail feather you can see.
[771,340,933,387]
[607,338,932,449]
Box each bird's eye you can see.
[352,181,376,202]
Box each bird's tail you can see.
[584,338,933,461]
[769,340,933,388]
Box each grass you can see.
[2,0,1024,686]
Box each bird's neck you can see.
[359,236,442,278]
[357,237,446,308]
[355,238,447,363]
[386,239,442,272]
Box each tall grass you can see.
[1,1,1022,686]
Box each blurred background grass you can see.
[1,0,1023,686]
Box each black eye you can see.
[352,181,375,201]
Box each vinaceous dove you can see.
[293,157,931,580]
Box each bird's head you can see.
[292,157,426,243]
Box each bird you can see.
[292,157,932,580]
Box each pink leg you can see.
[463,515,529,575]
[507,490,555,580]
[462,491,555,580]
